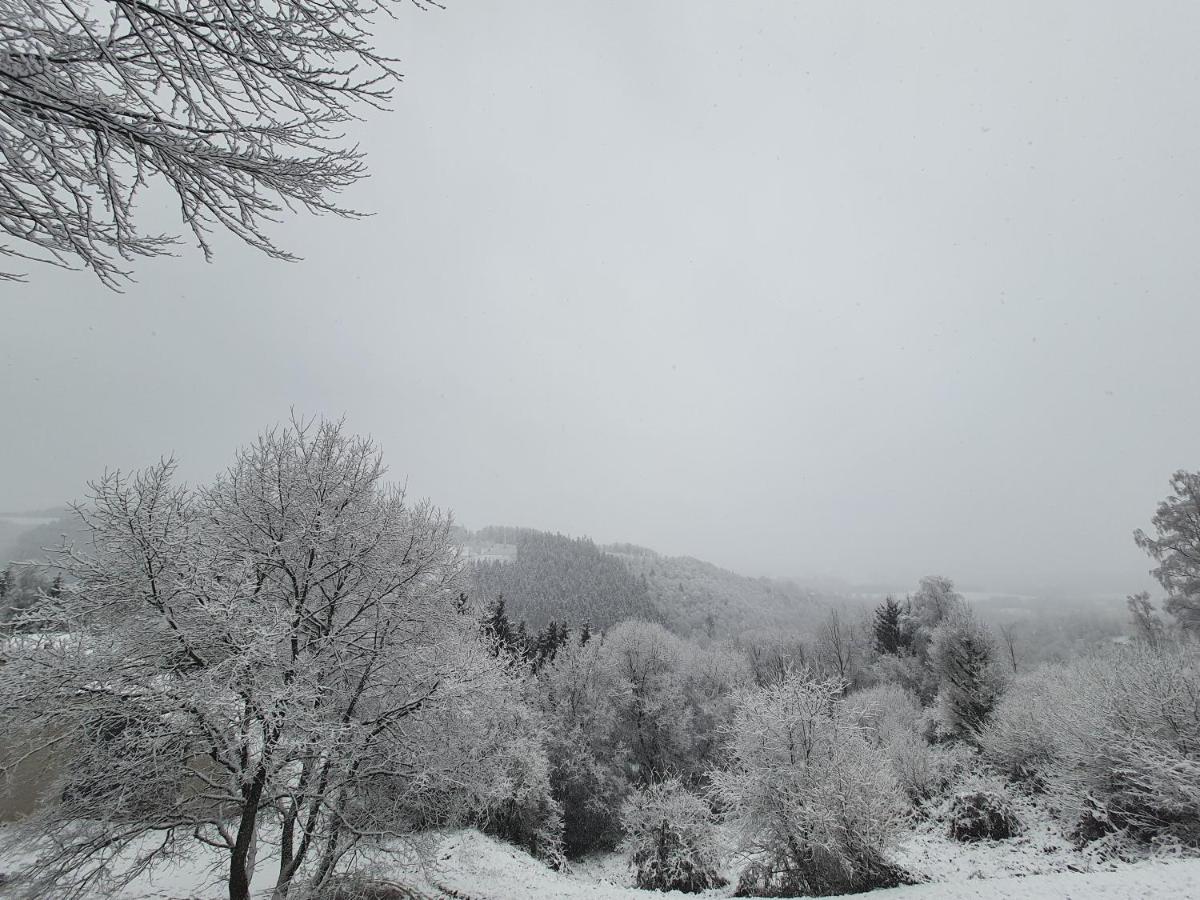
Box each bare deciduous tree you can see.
[1,0,429,287]
[815,608,856,686]
[998,623,1019,674]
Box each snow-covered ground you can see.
[429,829,1200,900]
[3,825,1199,899]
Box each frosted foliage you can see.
[618,779,723,893]
[1135,470,1200,635]
[0,418,519,900]
[845,683,967,804]
[0,0,417,285]
[600,621,692,783]
[928,609,1007,740]
[535,637,629,857]
[981,643,1200,844]
[711,672,910,896]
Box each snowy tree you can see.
[0,418,516,900]
[678,641,753,776]
[874,575,965,702]
[815,607,867,688]
[619,779,724,892]
[907,575,963,635]
[739,629,808,688]
[929,607,1006,741]
[1135,470,1200,636]
[535,633,629,857]
[1128,591,1168,649]
[602,621,692,784]
[710,671,910,896]
[872,596,907,656]
[0,0,427,286]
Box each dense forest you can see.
[464,528,662,631]
[461,527,834,638]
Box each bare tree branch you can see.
[0,0,433,288]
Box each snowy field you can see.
[429,830,1200,900]
[4,826,1196,900]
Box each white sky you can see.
[4,1,1199,593]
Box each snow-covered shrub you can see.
[983,643,1200,845]
[619,779,725,892]
[890,733,974,804]
[844,683,923,746]
[872,650,937,705]
[470,702,565,866]
[979,666,1066,787]
[844,683,969,803]
[711,672,913,896]
[1051,643,1200,845]
[946,789,1022,842]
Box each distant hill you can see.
[606,543,832,638]
[0,510,85,565]
[461,527,836,638]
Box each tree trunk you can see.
[273,804,297,900]
[229,769,267,900]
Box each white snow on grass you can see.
[4,825,1200,899]
[870,859,1200,899]
[428,829,1200,900]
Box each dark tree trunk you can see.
[229,768,267,900]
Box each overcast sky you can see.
[4,1,1199,593]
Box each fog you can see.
[4,1,1199,594]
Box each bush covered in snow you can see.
[981,642,1200,845]
[619,779,725,892]
[470,702,565,866]
[979,665,1068,788]
[845,683,971,804]
[711,672,914,896]
[946,789,1022,842]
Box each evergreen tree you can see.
[483,597,518,656]
[930,610,1006,740]
[873,596,905,655]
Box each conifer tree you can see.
[873,596,906,655]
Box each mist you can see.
[5,0,1199,595]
